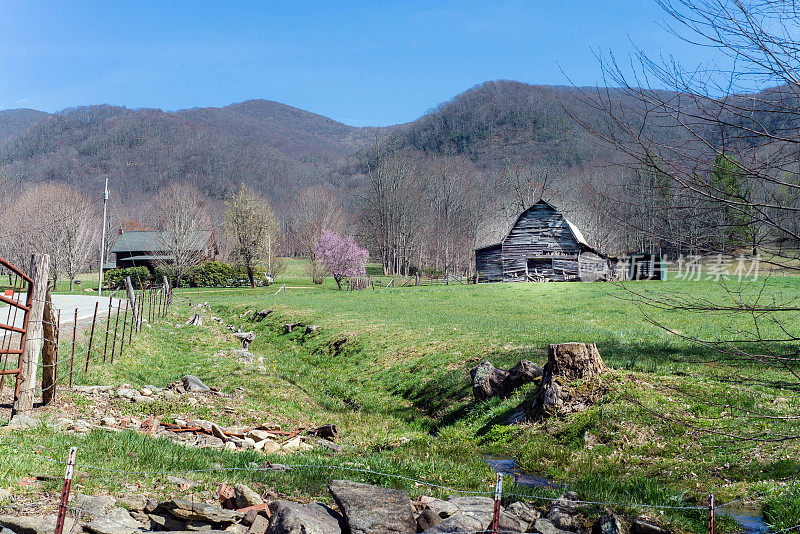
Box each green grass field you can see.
[2,262,799,532]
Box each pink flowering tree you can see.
[314,230,369,290]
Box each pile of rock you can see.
[0,482,672,534]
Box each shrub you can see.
[182,262,234,287]
[103,267,151,289]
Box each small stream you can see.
[484,457,772,533]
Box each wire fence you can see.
[1,282,172,405]
[3,439,797,534]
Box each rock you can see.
[267,500,344,534]
[233,331,256,349]
[281,436,302,452]
[116,495,147,513]
[315,439,343,453]
[261,440,280,454]
[101,417,117,427]
[117,387,139,400]
[422,496,495,533]
[0,515,80,534]
[593,514,623,534]
[499,511,529,533]
[225,441,237,451]
[234,483,264,509]
[0,489,10,502]
[182,375,210,392]
[7,414,37,429]
[470,359,542,400]
[161,499,243,524]
[84,507,143,534]
[505,501,540,524]
[185,313,203,326]
[307,424,338,440]
[74,493,117,519]
[532,518,573,534]
[527,343,608,420]
[74,385,114,394]
[546,493,580,530]
[247,430,278,442]
[248,514,269,534]
[630,518,669,534]
[417,498,460,530]
[211,423,228,439]
[146,511,191,531]
[329,480,416,534]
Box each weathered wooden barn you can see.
[475,200,616,282]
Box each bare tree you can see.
[578,0,800,439]
[151,183,211,287]
[225,184,280,288]
[287,186,347,283]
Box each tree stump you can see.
[470,359,542,401]
[233,331,256,349]
[527,342,608,420]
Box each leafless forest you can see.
[1,71,799,277]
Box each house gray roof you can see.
[111,231,213,253]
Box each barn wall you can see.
[578,251,613,281]
[476,245,503,282]
[501,203,580,281]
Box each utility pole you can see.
[98,177,109,296]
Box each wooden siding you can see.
[501,203,581,281]
[476,244,503,282]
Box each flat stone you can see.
[630,518,669,534]
[74,493,117,519]
[161,499,243,523]
[422,497,495,534]
[246,430,277,442]
[117,387,139,400]
[84,507,144,534]
[315,439,343,453]
[116,495,148,513]
[7,414,37,429]
[182,375,210,392]
[267,500,344,534]
[234,483,263,509]
[506,501,540,524]
[0,515,79,534]
[329,480,415,534]
[531,518,573,534]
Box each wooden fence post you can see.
[41,285,57,405]
[124,276,141,333]
[12,253,49,416]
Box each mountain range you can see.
[0,81,638,210]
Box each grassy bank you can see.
[2,275,798,532]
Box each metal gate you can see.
[0,257,33,403]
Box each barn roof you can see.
[111,230,213,253]
[474,200,594,252]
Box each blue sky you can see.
[0,1,717,126]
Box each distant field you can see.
[2,266,798,531]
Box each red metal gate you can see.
[0,257,33,404]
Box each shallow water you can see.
[484,457,772,533]
[719,507,771,534]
